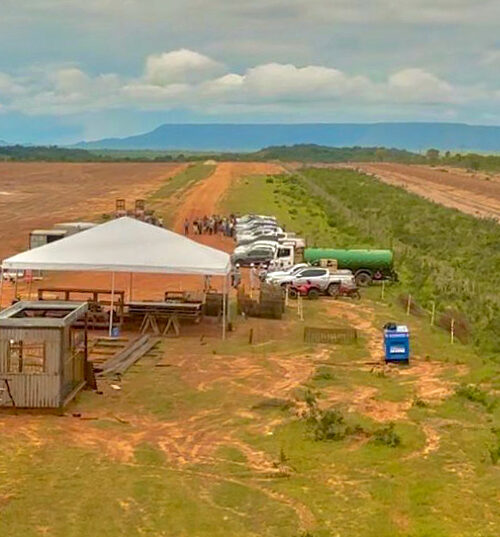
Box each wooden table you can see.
[127,301,203,337]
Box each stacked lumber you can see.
[95,335,160,376]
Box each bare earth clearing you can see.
[0,162,184,259]
[338,162,500,221]
[0,162,497,536]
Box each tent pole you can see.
[14,272,18,301]
[109,272,116,337]
[222,274,227,341]
[0,266,4,309]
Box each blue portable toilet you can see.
[383,324,410,363]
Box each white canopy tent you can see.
[1,217,232,337]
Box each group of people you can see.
[184,215,236,237]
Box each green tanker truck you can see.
[303,249,397,286]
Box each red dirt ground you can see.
[0,162,184,260]
[339,162,500,221]
[1,162,282,304]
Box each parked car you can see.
[268,267,354,296]
[236,214,276,225]
[264,263,309,282]
[235,220,279,233]
[236,226,283,244]
[231,245,276,267]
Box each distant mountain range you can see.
[0,140,8,146]
[73,122,500,152]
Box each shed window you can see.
[7,340,46,373]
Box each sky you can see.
[0,0,499,144]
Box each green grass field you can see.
[0,168,499,536]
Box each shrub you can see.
[455,384,497,412]
[412,397,428,408]
[489,428,500,465]
[373,423,401,447]
[313,366,335,381]
[313,409,350,441]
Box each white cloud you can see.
[387,68,454,103]
[144,49,223,86]
[0,49,497,117]
[481,50,500,66]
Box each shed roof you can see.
[0,301,88,328]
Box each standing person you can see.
[184,218,190,236]
[193,218,198,235]
[231,264,241,288]
[250,263,257,290]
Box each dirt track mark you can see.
[340,162,500,221]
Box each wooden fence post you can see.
[298,296,304,321]
[406,294,412,316]
[450,318,455,344]
[430,301,435,326]
[381,280,385,300]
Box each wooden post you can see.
[109,272,116,337]
[381,280,385,300]
[27,274,33,301]
[222,274,227,341]
[406,294,411,316]
[430,301,436,326]
[298,295,304,321]
[248,328,254,345]
[285,285,289,307]
[450,318,455,344]
[0,265,4,309]
[129,273,133,301]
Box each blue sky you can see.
[0,0,499,144]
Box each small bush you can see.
[455,383,497,411]
[412,397,428,408]
[489,428,500,465]
[373,423,401,447]
[266,177,274,183]
[313,366,335,381]
[313,409,350,441]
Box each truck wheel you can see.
[289,288,298,299]
[327,283,339,297]
[355,272,372,287]
[307,288,320,300]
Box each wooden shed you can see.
[0,301,88,410]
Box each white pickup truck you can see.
[266,266,355,296]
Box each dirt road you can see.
[5,162,282,302]
[0,162,183,259]
[173,162,283,251]
[341,163,500,221]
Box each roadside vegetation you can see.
[288,167,499,357]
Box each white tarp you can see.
[2,217,231,276]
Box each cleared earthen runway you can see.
[341,162,500,221]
